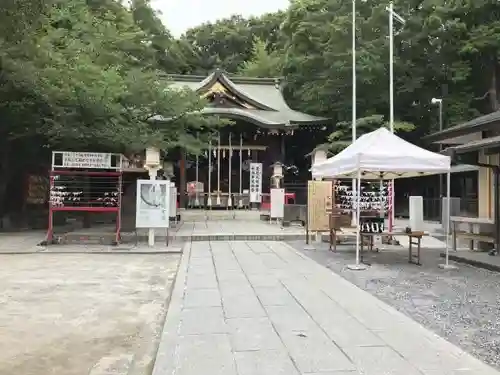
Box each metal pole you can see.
[445,171,451,266]
[438,101,443,213]
[217,132,221,205]
[148,168,158,247]
[207,138,212,208]
[351,0,357,226]
[495,168,500,255]
[388,1,395,232]
[228,132,232,208]
[195,152,199,207]
[239,133,243,208]
[355,169,362,264]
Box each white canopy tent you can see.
[310,127,453,270]
[311,127,450,179]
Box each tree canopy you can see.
[3,0,500,213]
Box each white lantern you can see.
[272,162,284,177]
[312,149,328,167]
[145,147,160,168]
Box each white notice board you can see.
[59,152,112,169]
[169,183,177,218]
[270,188,285,219]
[249,162,263,203]
[135,179,170,228]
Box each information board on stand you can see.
[307,180,333,231]
[135,180,170,228]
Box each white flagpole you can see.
[387,1,405,232]
[351,0,357,226]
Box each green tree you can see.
[181,11,287,74]
[0,0,221,216]
[327,115,414,153]
[238,39,283,77]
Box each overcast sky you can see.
[151,0,289,37]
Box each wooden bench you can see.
[452,231,495,251]
[451,218,496,251]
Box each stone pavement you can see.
[152,240,499,375]
[0,231,45,253]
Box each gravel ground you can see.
[0,253,180,375]
[288,240,500,370]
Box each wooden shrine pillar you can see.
[179,150,186,209]
[281,134,286,163]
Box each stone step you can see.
[50,231,306,245]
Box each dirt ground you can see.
[0,253,180,375]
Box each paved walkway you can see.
[152,241,499,375]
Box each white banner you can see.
[61,152,112,169]
[135,180,170,228]
[249,162,263,203]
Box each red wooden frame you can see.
[47,169,123,244]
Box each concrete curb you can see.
[440,252,500,273]
[127,244,187,375]
[151,241,191,375]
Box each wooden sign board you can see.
[307,180,333,231]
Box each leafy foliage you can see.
[327,115,414,153]
[0,0,220,152]
[238,39,283,78]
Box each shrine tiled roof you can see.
[162,69,328,128]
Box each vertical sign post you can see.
[249,163,263,205]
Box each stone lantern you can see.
[307,145,330,180]
[162,160,174,180]
[270,162,284,189]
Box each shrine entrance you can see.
[184,132,265,211]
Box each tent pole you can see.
[439,171,457,269]
[348,168,366,270]
[351,0,357,226]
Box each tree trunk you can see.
[489,59,499,111]
[0,143,11,225]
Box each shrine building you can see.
[157,69,329,209]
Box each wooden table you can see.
[328,213,353,251]
[360,231,426,266]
